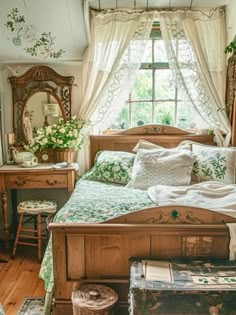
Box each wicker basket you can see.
[72,284,118,315]
[54,148,75,163]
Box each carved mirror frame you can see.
[9,65,75,144]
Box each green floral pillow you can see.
[179,141,236,184]
[83,150,135,184]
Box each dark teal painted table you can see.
[129,259,236,315]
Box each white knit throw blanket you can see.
[148,181,236,218]
[147,181,236,260]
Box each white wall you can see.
[226,0,236,43]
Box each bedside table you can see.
[0,163,78,250]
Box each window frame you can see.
[112,21,191,130]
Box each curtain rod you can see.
[190,0,193,10]
[91,6,225,18]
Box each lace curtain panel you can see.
[80,10,156,131]
[160,9,231,146]
[77,10,156,173]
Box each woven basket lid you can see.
[72,284,118,311]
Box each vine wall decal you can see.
[5,8,65,59]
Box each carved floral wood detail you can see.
[141,210,204,224]
[114,209,204,224]
[9,65,74,144]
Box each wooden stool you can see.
[72,284,118,315]
[12,200,57,261]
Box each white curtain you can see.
[77,10,156,173]
[160,9,231,146]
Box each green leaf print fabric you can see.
[39,179,155,293]
[83,150,135,184]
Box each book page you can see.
[142,260,173,283]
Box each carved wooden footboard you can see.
[49,206,236,315]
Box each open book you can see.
[142,260,173,283]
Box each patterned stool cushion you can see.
[17,200,57,214]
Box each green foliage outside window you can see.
[112,23,196,130]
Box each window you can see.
[112,22,196,130]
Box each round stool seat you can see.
[17,200,57,215]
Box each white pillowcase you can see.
[133,139,191,153]
[126,148,194,190]
[179,140,236,184]
[133,139,163,152]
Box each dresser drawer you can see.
[5,174,68,189]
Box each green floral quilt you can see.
[39,179,155,293]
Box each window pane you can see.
[111,103,129,129]
[176,101,197,130]
[154,102,175,126]
[154,40,168,62]
[132,70,152,100]
[155,69,176,99]
[131,102,152,127]
[141,40,152,63]
[177,39,194,64]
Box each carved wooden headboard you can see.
[89,124,214,166]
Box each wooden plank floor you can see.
[0,244,45,315]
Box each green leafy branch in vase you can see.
[225,39,236,54]
[224,38,236,116]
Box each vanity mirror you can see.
[9,65,75,145]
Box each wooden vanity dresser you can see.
[0,163,78,250]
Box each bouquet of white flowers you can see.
[24,116,87,153]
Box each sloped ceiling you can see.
[0,0,230,65]
[0,0,88,64]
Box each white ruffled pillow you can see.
[126,148,194,190]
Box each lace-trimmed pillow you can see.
[126,148,194,190]
[179,141,236,184]
[83,150,135,185]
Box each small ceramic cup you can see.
[23,156,38,166]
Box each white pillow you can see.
[133,139,191,153]
[179,141,236,184]
[133,139,163,152]
[126,148,194,190]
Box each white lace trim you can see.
[90,11,157,131]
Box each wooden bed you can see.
[49,125,236,315]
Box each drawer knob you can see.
[46,180,57,185]
[15,180,26,186]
